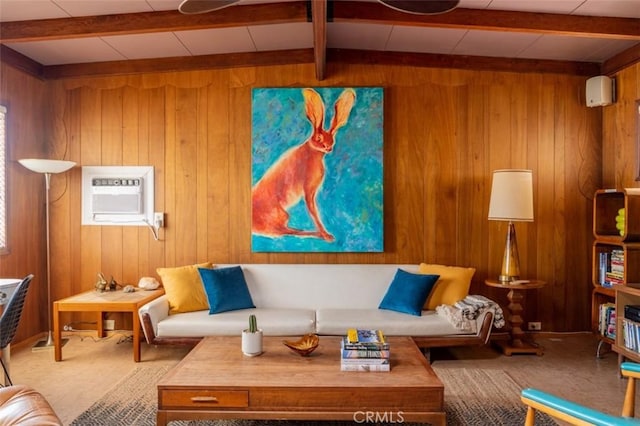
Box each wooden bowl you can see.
[283,334,319,356]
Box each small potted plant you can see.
[241,314,263,356]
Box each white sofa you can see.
[139,264,495,351]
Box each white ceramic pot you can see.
[241,329,263,356]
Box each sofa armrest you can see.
[139,294,169,345]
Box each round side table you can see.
[485,279,546,356]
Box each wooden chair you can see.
[521,362,640,425]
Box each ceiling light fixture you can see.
[378,0,460,15]
[178,0,240,14]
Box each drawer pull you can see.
[190,396,219,403]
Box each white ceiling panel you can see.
[454,30,542,58]
[145,0,183,12]
[386,27,467,54]
[102,32,190,60]
[580,39,638,62]
[249,23,313,51]
[52,0,154,17]
[0,0,68,21]
[458,0,492,9]
[5,38,126,65]
[176,27,256,55]
[573,0,640,18]
[518,34,619,62]
[485,0,584,14]
[328,22,392,51]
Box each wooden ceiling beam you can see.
[329,48,601,76]
[42,48,314,79]
[0,1,308,42]
[311,0,327,81]
[334,1,640,40]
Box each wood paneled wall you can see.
[3,61,607,338]
[0,63,49,343]
[603,63,640,188]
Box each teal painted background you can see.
[251,87,383,252]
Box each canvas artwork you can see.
[251,87,384,252]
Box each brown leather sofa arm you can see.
[0,385,61,426]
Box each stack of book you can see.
[598,302,616,339]
[607,249,625,286]
[340,329,390,372]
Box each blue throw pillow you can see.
[198,266,255,314]
[378,269,440,316]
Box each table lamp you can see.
[19,158,75,349]
[488,169,534,283]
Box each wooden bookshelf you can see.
[591,189,640,361]
[615,286,640,363]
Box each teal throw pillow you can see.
[198,266,255,314]
[378,269,439,316]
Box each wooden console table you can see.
[485,279,546,356]
[53,288,164,362]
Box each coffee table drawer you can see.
[160,389,248,408]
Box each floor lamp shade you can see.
[18,158,75,349]
[488,169,534,282]
[18,159,75,175]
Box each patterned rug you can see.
[70,366,557,426]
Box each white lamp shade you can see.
[488,169,534,222]
[19,158,76,174]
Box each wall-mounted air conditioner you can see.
[82,166,154,226]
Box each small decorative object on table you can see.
[138,276,160,290]
[241,314,263,357]
[283,333,319,356]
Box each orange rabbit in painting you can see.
[251,88,356,242]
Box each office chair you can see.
[521,361,640,425]
[0,274,33,386]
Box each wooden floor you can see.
[5,331,634,425]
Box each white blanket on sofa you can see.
[436,295,505,332]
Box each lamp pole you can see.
[18,158,75,349]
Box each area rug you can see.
[70,366,557,426]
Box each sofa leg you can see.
[420,347,431,363]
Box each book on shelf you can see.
[599,303,616,338]
[340,363,390,372]
[622,318,640,353]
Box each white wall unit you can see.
[81,166,154,227]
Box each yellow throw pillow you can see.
[419,263,475,310]
[157,262,213,314]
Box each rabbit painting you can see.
[251,88,356,242]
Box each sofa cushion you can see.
[157,262,212,314]
[156,308,316,337]
[420,263,476,309]
[316,308,470,336]
[199,266,255,314]
[378,269,439,316]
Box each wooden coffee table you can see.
[157,336,445,425]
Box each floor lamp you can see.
[488,169,534,283]
[19,158,75,349]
